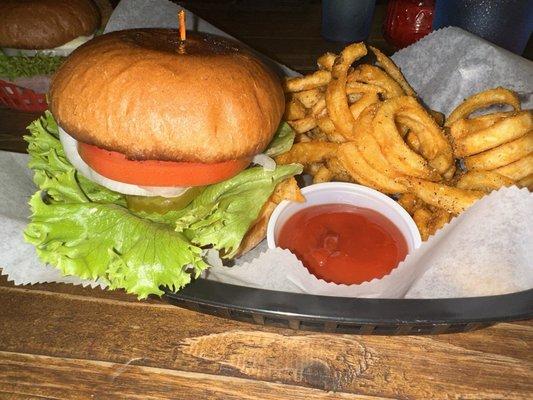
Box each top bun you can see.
[49,29,285,163]
[0,0,101,49]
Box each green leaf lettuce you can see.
[25,194,207,299]
[265,122,295,157]
[0,50,64,80]
[175,164,302,258]
[23,112,301,298]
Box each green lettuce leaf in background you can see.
[0,50,64,80]
[24,113,301,298]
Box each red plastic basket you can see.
[0,79,48,112]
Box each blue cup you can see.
[433,0,533,55]
[322,0,377,43]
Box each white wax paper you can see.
[391,27,533,115]
[405,188,532,298]
[206,188,533,298]
[1,0,532,298]
[0,152,106,288]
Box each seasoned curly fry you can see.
[448,111,513,141]
[464,132,533,171]
[317,52,337,71]
[293,88,323,108]
[288,116,317,133]
[371,96,445,180]
[428,208,452,238]
[348,64,405,99]
[351,104,406,192]
[315,115,335,134]
[404,131,421,152]
[346,81,385,95]
[494,153,533,181]
[517,173,533,190]
[325,157,354,182]
[276,142,338,165]
[313,165,334,183]
[325,43,368,139]
[336,143,379,188]
[429,110,445,126]
[413,207,433,241]
[338,142,406,193]
[396,177,484,214]
[271,177,305,203]
[284,98,306,120]
[369,45,416,96]
[445,87,521,127]
[349,92,379,121]
[412,207,451,241]
[397,193,421,214]
[237,201,278,256]
[456,170,515,192]
[304,162,323,175]
[306,127,329,142]
[316,115,346,143]
[398,194,452,240]
[294,133,312,143]
[311,97,326,116]
[284,70,331,92]
[452,111,532,157]
[280,41,531,244]
[393,110,455,179]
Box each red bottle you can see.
[383,0,435,49]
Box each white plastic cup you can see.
[267,182,421,254]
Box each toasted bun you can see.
[0,0,100,49]
[49,29,285,163]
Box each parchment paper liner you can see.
[1,0,531,298]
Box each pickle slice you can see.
[126,187,204,214]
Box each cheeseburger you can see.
[24,29,302,298]
[0,0,101,79]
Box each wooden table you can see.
[1,1,532,399]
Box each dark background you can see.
[109,0,531,65]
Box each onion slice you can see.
[3,35,94,57]
[58,126,191,198]
[252,153,276,171]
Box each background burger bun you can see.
[0,0,101,49]
[49,29,286,163]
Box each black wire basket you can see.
[164,279,533,335]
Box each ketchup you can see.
[383,0,435,49]
[277,204,408,285]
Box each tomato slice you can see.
[78,142,251,186]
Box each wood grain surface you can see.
[0,276,532,399]
[0,1,532,399]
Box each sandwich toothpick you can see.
[178,10,186,53]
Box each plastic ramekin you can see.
[267,182,421,253]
